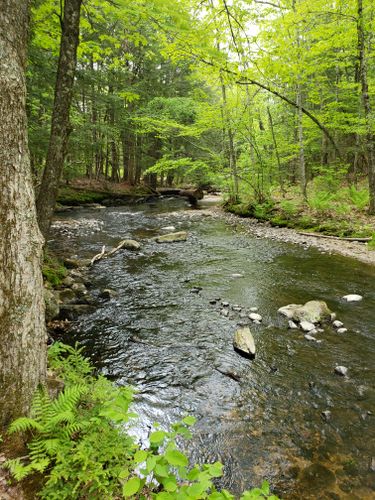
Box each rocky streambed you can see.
[48,197,375,499]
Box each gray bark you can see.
[36,0,83,237]
[0,0,47,428]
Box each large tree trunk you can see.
[36,0,82,237]
[357,0,375,214]
[0,0,47,428]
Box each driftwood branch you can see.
[297,232,371,242]
[90,245,106,265]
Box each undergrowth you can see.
[5,343,278,500]
[42,251,67,286]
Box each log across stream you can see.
[50,197,375,499]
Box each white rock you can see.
[161,226,176,231]
[304,335,316,341]
[334,366,348,376]
[249,313,262,322]
[231,273,244,278]
[253,320,261,325]
[288,320,299,329]
[332,320,344,328]
[342,294,363,302]
[300,320,316,332]
[249,307,258,312]
[337,328,348,334]
[278,304,302,319]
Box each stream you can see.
[51,198,375,499]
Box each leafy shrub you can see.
[279,200,299,218]
[6,343,278,500]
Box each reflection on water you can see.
[51,199,375,499]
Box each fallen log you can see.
[157,187,204,206]
[297,232,371,242]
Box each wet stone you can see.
[334,366,348,377]
[337,328,348,334]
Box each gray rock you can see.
[221,309,229,317]
[161,226,176,231]
[337,327,348,334]
[334,365,348,376]
[330,312,337,321]
[249,307,258,312]
[342,294,363,302]
[231,273,244,278]
[58,288,77,303]
[62,276,75,287]
[222,301,229,307]
[249,312,262,322]
[44,288,60,322]
[233,327,256,358]
[71,282,87,293]
[232,305,242,312]
[100,289,118,300]
[332,320,344,328]
[116,239,141,251]
[64,257,91,268]
[288,320,299,329]
[300,320,316,332]
[321,410,332,421]
[156,231,188,243]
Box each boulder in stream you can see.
[233,327,256,359]
[155,231,188,243]
[249,312,262,322]
[279,300,332,324]
[116,239,141,251]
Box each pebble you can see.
[334,365,348,377]
[221,309,229,317]
[342,294,363,302]
[249,307,258,312]
[249,312,262,322]
[222,301,230,307]
[321,410,332,421]
[332,320,344,328]
[231,273,244,278]
[232,306,242,312]
[337,328,348,334]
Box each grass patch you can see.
[42,251,67,286]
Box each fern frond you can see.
[8,417,43,434]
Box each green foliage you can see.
[42,251,67,286]
[6,343,278,500]
[308,191,335,212]
[347,186,369,211]
[368,233,375,250]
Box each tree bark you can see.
[36,0,82,237]
[0,0,47,428]
[357,0,375,213]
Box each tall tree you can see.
[0,0,47,428]
[36,0,83,237]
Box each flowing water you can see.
[51,198,375,499]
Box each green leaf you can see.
[164,449,188,467]
[150,430,166,444]
[133,449,148,464]
[122,477,141,497]
[182,416,196,426]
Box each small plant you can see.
[6,343,279,500]
[348,186,369,211]
[42,251,67,286]
[308,191,334,212]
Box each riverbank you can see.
[196,195,375,265]
[220,209,375,266]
